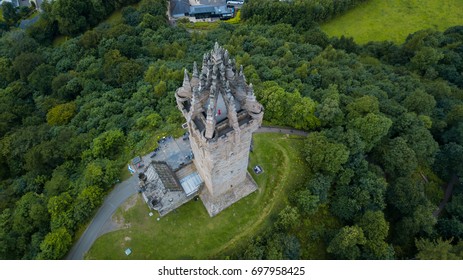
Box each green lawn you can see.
[52,35,69,47]
[86,133,312,259]
[104,8,125,25]
[321,0,463,44]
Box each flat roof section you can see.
[180,172,203,197]
[189,0,227,6]
[189,5,232,16]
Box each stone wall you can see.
[190,117,260,197]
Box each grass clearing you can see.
[180,20,220,31]
[104,11,123,26]
[86,133,312,259]
[321,0,463,44]
[104,1,142,25]
[224,10,241,25]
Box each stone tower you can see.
[175,43,263,216]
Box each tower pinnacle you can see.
[174,43,263,216]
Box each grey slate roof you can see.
[171,0,190,16]
[189,5,231,16]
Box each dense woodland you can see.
[241,0,369,27]
[0,0,463,260]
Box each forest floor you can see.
[434,174,460,217]
[85,133,314,259]
[321,0,463,44]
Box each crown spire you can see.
[192,61,199,78]
[182,69,190,88]
[175,43,263,141]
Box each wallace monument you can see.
[175,43,264,217]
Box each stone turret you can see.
[175,43,263,217]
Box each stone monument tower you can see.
[175,43,263,216]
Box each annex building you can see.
[0,0,46,10]
[170,0,235,20]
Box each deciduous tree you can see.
[46,102,77,126]
[377,137,418,177]
[37,227,72,260]
[348,113,392,152]
[91,129,125,159]
[304,132,349,175]
[358,211,394,259]
[415,238,462,260]
[327,225,366,260]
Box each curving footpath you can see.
[257,126,309,137]
[66,176,138,260]
[66,126,308,259]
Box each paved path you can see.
[19,14,39,29]
[66,176,138,260]
[66,125,309,259]
[257,126,309,137]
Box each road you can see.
[66,176,138,260]
[66,126,308,259]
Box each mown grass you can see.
[321,0,463,44]
[104,11,124,26]
[86,133,312,259]
[224,10,241,24]
[180,20,220,31]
